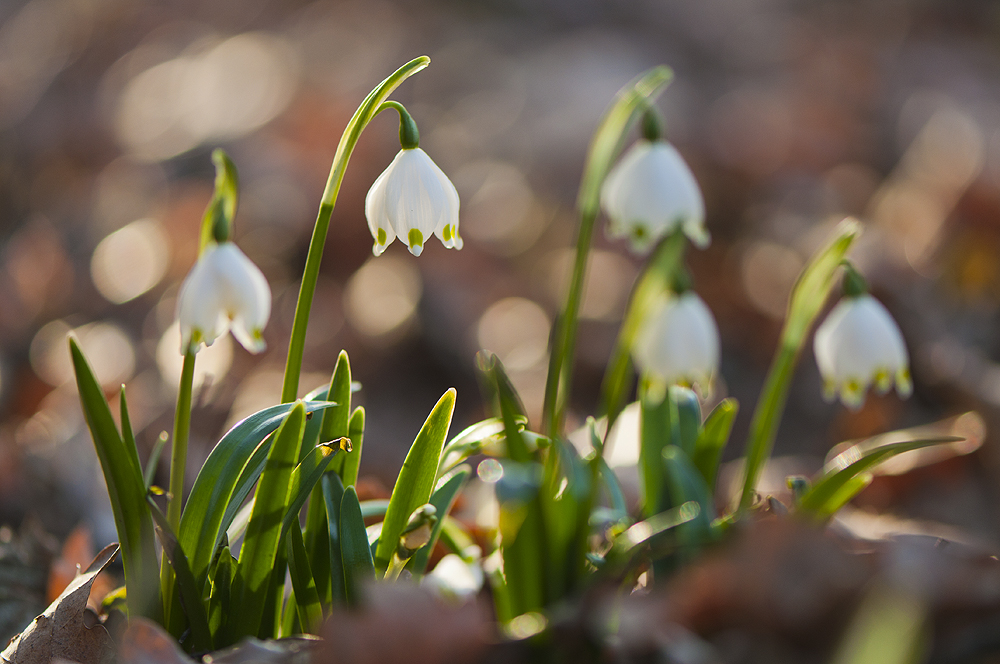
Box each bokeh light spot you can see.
[344,256,422,340]
[477,298,550,372]
[91,218,169,304]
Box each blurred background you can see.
[0,0,998,567]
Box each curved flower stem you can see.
[280,56,430,404]
[737,219,861,511]
[541,66,674,439]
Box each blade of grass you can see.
[373,389,456,574]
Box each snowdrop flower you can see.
[814,293,912,409]
[365,148,462,257]
[176,241,271,354]
[632,290,720,395]
[601,139,708,253]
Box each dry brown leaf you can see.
[1,543,119,664]
[117,618,195,664]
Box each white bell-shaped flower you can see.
[632,291,720,394]
[813,294,912,409]
[365,148,462,257]
[601,140,708,253]
[176,241,271,354]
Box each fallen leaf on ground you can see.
[2,543,119,664]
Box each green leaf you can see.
[661,446,715,555]
[407,465,472,576]
[322,473,347,605]
[691,398,738,493]
[280,444,339,537]
[373,389,456,573]
[597,456,628,520]
[147,496,212,651]
[340,486,375,606]
[179,400,334,595]
[605,501,700,570]
[670,386,702,457]
[638,383,671,517]
[70,337,158,621]
[739,219,862,510]
[286,524,323,634]
[144,432,168,491]
[118,386,143,482]
[207,546,233,637]
[230,402,307,640]
[798,437,961,518]
[342,406,366,488]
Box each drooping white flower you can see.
[632,291,720,394]
[365,148,462,257]
[176,241,271,354]
[813,294,912,409]
[601,140,708,253]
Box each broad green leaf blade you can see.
[691,398,738,493]
[639,383,672,517]
[600,232,687,430]
[280,444,339,537]
[341,406,366,488]
[207,546,233,637]
[360,499,389,520]
[661,446,714,546]
[321,351,352,451]
[798,437,961,517]
[374,389,456,573]
[497,465,546,616]
[70,337,158,621]
[597,456,628,520]
[286,524,323,633]
[813,473,873,519]
[118,386,143,483]
[340,486,375,606]
[179,400,334,593]
[230,402,307,640]
[147,497,212,651]
[408,465,472,576]
[739,219,862,510]
[322,473,347,605]
[605,501,700,569]
[670,386,702,457]
[144,432,168,491]
[543,65,675,439]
